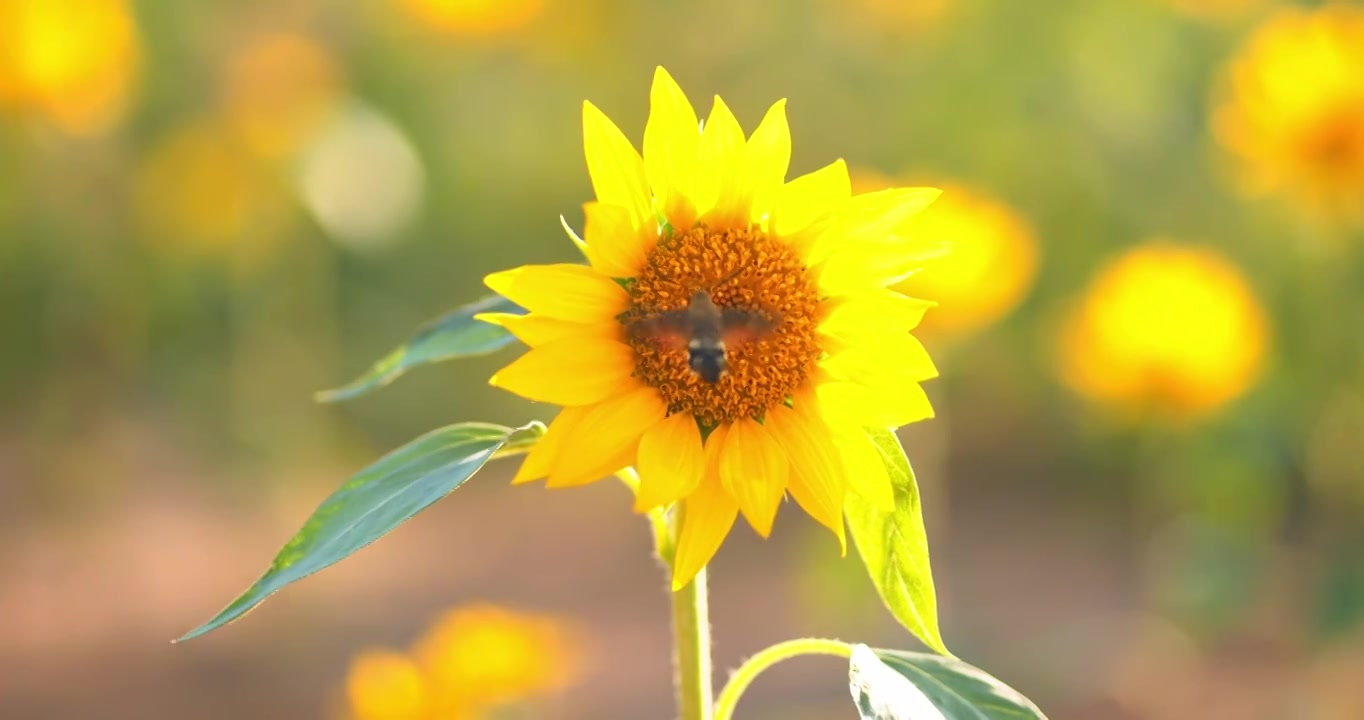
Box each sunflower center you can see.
[622,224,822,427]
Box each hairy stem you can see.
[619,467,712,719]
[713,638,854,720]
[672,564,713,720]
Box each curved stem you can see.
[713,638,854,720]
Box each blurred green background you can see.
[3,0,1364,718]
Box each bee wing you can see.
[720,308,778,346]
[629,310,690,351]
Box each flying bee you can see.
[628,287,781,383]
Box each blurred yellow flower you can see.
[1059,241,1269,420]
[342,604,582,720]
[863,178,1037,337]
[0,0,139,134]
[347,651,430,720]
[1213,5,1364,220]
[414,604,579,711]
[397,0,543,35]
[133,117,286,264]
[224,33,344,160]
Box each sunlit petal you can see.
[718,418,789,538]
[697,96,747,227]
[818,291,935,341]
[474,312,616,348]
[490,336,637,406]
[547,386,666,487]
[745,99,792,225]
[817,378,935,430]
[773,159,852,239]
[484,264,628,322]
[823,332,939,390]
[635,412,706,512]
[583,100,652,229]
[514,406,587,484]
[671,459,738,591]
[583,201,651,278]
[808,188,942,263]
[643,66,700,231]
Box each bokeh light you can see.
[296,102,425,252]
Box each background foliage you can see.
[3,0,1363,718]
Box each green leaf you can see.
[175,421,544,642]
[845,428,948,655]
[850,644,1047,720]
[316,294,523,403]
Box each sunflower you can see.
[479,68,940,589]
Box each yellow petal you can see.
[548,438,641,490]
[745,99,791,225]
[672,466,738,591]
[787,467,846,554]
[583,201,650,278]
[474,312,616,348]
[560,214,589,258]
[764,402,847,551]
[831,426,894,513]
[817,378,935,430]
[484,264,628,323]
[818,290,935,340]
[490,336,638,406]
[514,406,586,484]
[546,386,666,487]
[815,236,949,295]
[697,95,747,227]
[643,66,700,231]
[718,418,789,538]
[635,412,706,512]
[823,332,938,391]
[773,158,851,239]
[808,187,942,263]
[583,100,652,230]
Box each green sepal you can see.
[850,644,1047,719]
[174,421,544,642]
[316,294,523,403]
[845,428,948,655]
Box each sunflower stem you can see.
[616,467,672,557]
[669,506,713,720]
[712,638,854,720]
